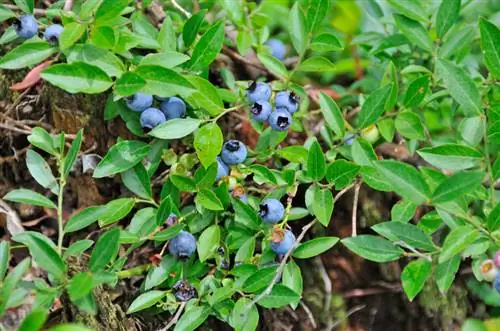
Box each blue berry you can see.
[495,273,500,293]
[216,156,229,181]
[221,140,247,165]
[344,133,356,146]
[160,97,186,120]
[269,108,292,131]
[275,91,299,114]
[247,82,271,103]
[259,198,285,224]
[166,213,178,226]
[271,230,296,255]
[265,39,286,60]
[140,107,166,130]
[44,24,63,44]
[173,280,197,301]
[168,230,197,259]
[250,100,272,122]
[126,93,153,112]
[15,15,38,39]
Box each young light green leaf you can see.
[257,285,301,308]
[127,290,166,314]
[357,84,393,128]
[282,260,302,308]
[306,0,329,33]
[235,237,256,263]
[65,206,105,233]
[89,228,121,272]
[139,52,190,69]
[393,14,433,52]
[232,297,259,331]
[182,10,206,47]
[277,146,308,164]
[18,309,47,331]
[289,2,307,56]
[0,241,9,281]
[395,111,425,140]
[194,123,223,168]
[297,56,335,72]
[158,15,176,52]
[187,21,224,70]
[311,33,344,52]
[432,171,484,203]
[196,189,224,211]
[185,75,224,115]
[4,189,56,209]
[93,140,151,178]
[372,222,436,252]
[28,127,58,156]
[479,18,500,79]
[197,225,220,262]
[391,200,417,223]
[319,92,344,137]
[68,272,93,302]
[98,198,135,226]
[439,225,480,263]
[386,0,427,22]
[232,198,260,230]
[436,255,461,294]
[312,188,334,227]
[487,203,500,232]
[63,240,94,259]
[403,75,430,108]
[59,22,86,50]
[66,44,124,77]
[341,235,404,262]
[436,0,461,38]
[173,306,210,331]
[63,129,83,178]
[26,150,59,194]
[351,139,377,166]
[293,237,339,259]
[134,65,195,98]
[401,259,432,301]
[417,144,483,171]
[0,5,16,23]
[257,53,288,79]
[307,139,326,181]
[439,26,474,59]
[115,72,146,97]
[326,160,360,189]
[0,41,57,69]
[378,118,395,142]
[149,118,202,140]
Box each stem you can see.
[57,177,65,253]
[209,104,244,123]
[135,198,159,208]
[117,264,152,278]
[171,0,191,18]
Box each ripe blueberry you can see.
[168,230,197,259]
[14,15,38,39]
[125,93,153,112]
[160,97,186,120]
[271,230,296,255]
[344,133,356,146]
[247,82,271,103]
[166,213,178,226]
[265,39,286,61]
[221,140,247,165]
[216,156,229,181]
[259,198,285,224]
[44,24,63,44]
[275,91,299,114]
[140,107,166,130]
[173,280,197,301]
[269,108,292,131]
[250,100,272,122]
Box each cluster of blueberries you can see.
[125,93,186,130]
[13,14,63,44]
[480,251,500,293]
[247,82,299,132]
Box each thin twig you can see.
[170,0,191,18]
[299,301,317,329]
[4,4,47,16]
[222,45,268,72]
[0,122,32,135]
[333,182,356,203]
[246,219,317,310]
[328,305,366,331]
[159,302,187,331]
[312,256,332,316]
[63,0,73,11]
[398,241,432,262]
[351,181,361,237]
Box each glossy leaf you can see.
[417,144,483,171]
[307,139,326,181]
[127,290,166,314]
[26,150,58,194]
[357,84,393,128]
[289,2,307,55]
[187,22,224,70]
[372,222,436,252]
[89,228,121,272]
[149,118,202,140]
[436,0,461,38]
[342,235,404,262]
[0,41,57,69]
[432,171,484,203]
[401,259,432,301]
[194,123,223,168]
[395,111,425,140]
[439,225,480,263]
[4,189,56,209]
[479,18,500,79]
[93,140,151,178]
[197,225,220,262]
[393,14,433,52]
[293,237,339,259]
[319,92,344,137]
[312,188,334,227]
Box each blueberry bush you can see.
[0,0,499,330]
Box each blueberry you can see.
[168,230,197,259]
[259,198,285,224]
[166,213,178,226]
[221,140,247,165]
[275,91,299,114]
[14,15,38,39]
[216,156,229,181]
[265,39,286,61]
[247,82,271,103]
[344,133,356,146]
[271,230,296,255]
[269,108,292,131]
[495,273,500,293]
[44,24,63,45]
[125,93,153,112]
[160,97,186,120]
[250,100,272,122]
[140,107,166,130]
[173,280,197,301]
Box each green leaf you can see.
[393,14,433,52]
[41,62,113,94]
[307,139,326,181]
[0,6,16,23]
[153,224,185,242]
[243,266,277,293]
[63,129,83,179]
[149,118,202,140]
[4,189,56,209]
[436,59,482,116]
[185,75,224,115]
[18,310,47,331]
[341,235,404,262]
[235,237,255,263]
[95,0,129,23]
[13,0,34,14]
[232,298,259,331]
[89,228,121,272]
[319,92,344,137]
[134,65,195,98]
[395,111,425,140]
[403,75,430,108]
[257,285,301,308]
[67,44,124,77]
[326,160,360,189]
[297,56,335,72]
[306,0,329,33]
[0,257,30,314]
[173,306,210,331]
[439,225,480,263]
[436,0,461,38]
[122,163,152,200]
[63,240,94,259]
[232,198,260,230]
[351,138,377,166]
[248,165,277,184]
[289,2,307,55]
[401,259,432,301]
[144,255,177,290]
[93,140,151,178]
[0,41,57,69]
[26,150,58,195]
[236,30,251,55]
[487,203,500,231]
[49,324,93,331]
[182,10,206,47]
[479,18,500,79]
[390,200,417,222]
[197,225,220,262]
[372,222,436,252]
[387,0,427,22]
[170,175,197,192]
[139,52,190,69]
[375,160,431,205]
[59,22,86,50]
[12,232,65,280]
[293,237,339,259]
[194,123,223,168]
[459,116,485,146]
[187,21,224,70]
[68,272,93,302]
[432,171,484,203]
[311,33,343,52]
[158,15,176,52]
[282,260,302,308]
[91,26,117,49]
[312,188,334,227]
[357,84,393,128]
[28,127,58,156]
[196,189,224,211]
[417,144,483,171]
[257,53,288,79]
[378,118,395,142]
[0,241,9,281]
[98,198,135,226]
[436,256,461,294]
[127,290,166,314]
[439,26,474,59]
[276,146,308,164]
[114,72,145,97]
[65,206,105,233]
